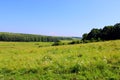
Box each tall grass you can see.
[0,40,120,80]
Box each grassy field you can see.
[0,40,120,80]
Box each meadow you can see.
[0,40,120,80]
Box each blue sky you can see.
[0,0,120,37]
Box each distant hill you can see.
[0,32,73,42]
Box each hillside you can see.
[0,40,120,79]
[0,32,72,42]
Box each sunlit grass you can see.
[0,40,120,80]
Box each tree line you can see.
[0,32,72,42]
[82,23,120,42]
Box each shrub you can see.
[52,41,64,46]
[69,40,82,44]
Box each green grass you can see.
[0,40,120,80]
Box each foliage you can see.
[52,40,82,46]
[0,40,120,79]
[82,23,120,42]
[52,41,64,46]
[0,32,72,42]
[69,40,82,44]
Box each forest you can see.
[0,32,72,42]
[82,23,120,42]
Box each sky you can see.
[0,0,120,37]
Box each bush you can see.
[52,41,64,46]
[83,40,91,43]
[69,40,82,44]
